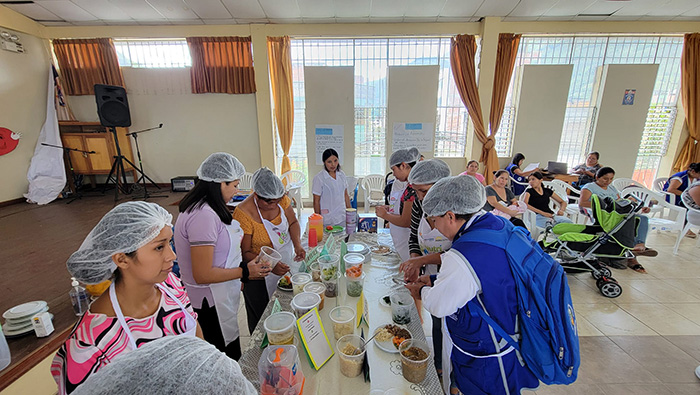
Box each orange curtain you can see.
[450,35,499,183]
[187,36,256,94]
[489,33,521,140]
[52,38,124,95]
[267,36,294,175]
[673,33,700,171]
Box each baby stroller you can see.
[541,194,644,298]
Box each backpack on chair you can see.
[464,218,580,385]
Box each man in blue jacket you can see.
[405,175,539,395]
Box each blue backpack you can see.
[464,220,580,385]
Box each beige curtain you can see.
[52,38,124,95]
[673,33,700,171]
[450,35,499,183]
[489,33,521,140]
[267,36,294,175]
[187,36,256,94]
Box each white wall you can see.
[0,30,50,202]
[590,64,659,178]
[66,67,260,182]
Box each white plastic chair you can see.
[621,186,686,239]
[239,172,254,191]
[545,180,586,224]
[361,174,385,213]
[673,202,700,254]
[612,177,645,192]
[281,170,307,219]
[522,185,564,240]
[653,177,676,206]
[509,175,529,197]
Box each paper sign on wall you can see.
[622,89,636,105]
[297,308,334,370]
[392,122,434,153]
[315,125,344,165]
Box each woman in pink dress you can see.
[459,160,486,185]
[51,201,203,394]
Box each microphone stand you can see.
[41,143,95,204]
[125,123,168,200]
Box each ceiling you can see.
[2,0,699,26]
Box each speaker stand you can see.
[128,129,168,200]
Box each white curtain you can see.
[24,68,66,205]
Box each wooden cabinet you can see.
[58,122,136,180]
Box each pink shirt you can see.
[460,171,486,184]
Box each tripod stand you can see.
[126,123,168,200]
[102,126,150,202]
[41,143,95,204]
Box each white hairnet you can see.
[67,201,173,284]
[408,159,452,185]
[422,175,487,216]
[389,147,421,167]
[252,167,285,199]
[196,152,246,183]
[72,336,257,395]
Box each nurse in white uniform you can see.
[312,148,351,227]
[376,147,421,262]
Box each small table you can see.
[238,232,442,394]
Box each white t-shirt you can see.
[312,169,349,226]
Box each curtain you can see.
[450,35,499,183]
[187,36,256,94]
[489,33,521,141]
[52,38,124,96]
[267,36,294,175]
[673,33,700,172]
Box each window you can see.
[114,39,191,68]
[500,35,683,177]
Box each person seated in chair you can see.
[506,153,539,196]
[571,151,601,188]
[664,162,700,206]
[522,171,572,229]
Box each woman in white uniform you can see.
[376,147,421,262]
[175,153,271,360]
[312,148,351,227]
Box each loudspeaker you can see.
[94,84,131,127]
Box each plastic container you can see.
[399,339,431,383]
[263,312,296,345]
[303,282,326,311]
[390,292,414,325]
[344,253,364,278]
[322,276,338,298]
[291,292,321,319]
[318,254,340,281]
[309,213,324,243]
[260,246,282,269]
[337,334,366,378]
[329,306,355,341]
[308,228,318,248]
[259,345,305,395]
[346,208,358,235]
[345,272,365,298]
[69,277,90,316]
[0,324,10,371]
[291,273,312,295]
[308,261,321,282]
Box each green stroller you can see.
[541,194,644,298]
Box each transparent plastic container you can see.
[263,312,296,345]
[345,272,365,298]
[399,339,431,383]
[329,306,355,341]
[291,292,321,319]
[308,213,324,243]
[259,345,305,395]
[337,334,366,378]
[303,282,326,310]
[390,292,414,325]
[291,273,312,296]
[260,246,282,269]
[318,254,340,281]
[308,261,321,282]
[343,253,364,278]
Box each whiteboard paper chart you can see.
[391,122,434,153]
[315,124,344,165]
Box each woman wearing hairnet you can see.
[174,153,270,360]
[404,175,539,395]
[52,201,204,395]
[72,336,257,395]
[233,167,306,333]
[376,147,421,262]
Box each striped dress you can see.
[51,273,197,394]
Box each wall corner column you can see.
[250,24,276,170]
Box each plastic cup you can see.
[291,272,312,295]
[318,254,340,281]
[345,272,365,298]
[309,261,321,282]
[260,246,282,269]
[263,312,296,345]
[303,282,326,310]
[291,292,321,319]
[308,228,318,248]
[322,276,338,298]
[329,306,355,340]
[390,292,414,325]
[399,339,431,383]
[337,334,366,378]
[343,253,364,278]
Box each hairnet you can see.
[389,147,421,167]
[422,175,487,216]
[66,201,173,284]
[72,336,257,395]
[196,152,246,183]
[408,159,452,185]
[252,167,285,199]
